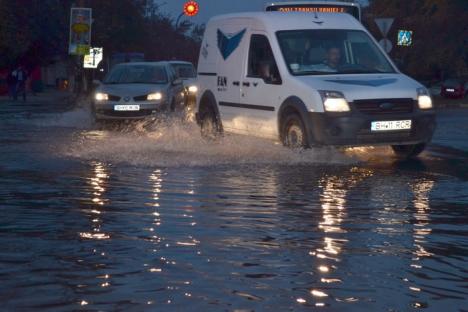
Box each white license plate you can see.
[114,105,140,111]
[446,88,455,92]
[371,120,412,131]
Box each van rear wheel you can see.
[200,107,222,140]
[281,113,309,149]
[391,143,426,159]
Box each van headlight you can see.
[319,90,350,112]
[417,88,432,110]
[147,92,162,101]
[188,85,198,93]
[95,92,108,101]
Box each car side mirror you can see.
[172,78,183,86]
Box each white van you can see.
[195,12,436,158]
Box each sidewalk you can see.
[0,87,76,109]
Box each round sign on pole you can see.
[379,38,393,54]
[183,1,199,17]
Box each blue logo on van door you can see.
[217,28,246,60]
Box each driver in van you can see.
[324,46,341,70]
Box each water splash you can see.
[65,117,357,167]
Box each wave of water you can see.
[17,103,397,167]
[63,116,359,167]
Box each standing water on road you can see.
[0,99,467,311]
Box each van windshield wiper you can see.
[339,68,392,74]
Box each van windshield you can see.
[277,29,395,75]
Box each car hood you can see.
[181,78,197,87]
[98,83,167,97]
[294,74,422,101]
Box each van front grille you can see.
[353,98,415,115]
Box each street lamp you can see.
[176,1,199,29]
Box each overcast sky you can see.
[153,0,368,25]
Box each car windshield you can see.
[104,65,168,84]
[171,63,196,79]
[443,79,461,87]
[277,29,395,75]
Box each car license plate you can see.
[114,105,140,111]
[371,120,412,131]
[446,88,455,92]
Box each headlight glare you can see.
[95,93,108,101]
[147,92,162,101]
[417,88,432,109]
[188,85,198,93]
[319,90,350,112]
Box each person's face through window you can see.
[326,48,341,68]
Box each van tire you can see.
[199,106,222,140]
[281,113,309,148]
[391,143,426,159]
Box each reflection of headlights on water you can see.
[319,90,350,112]
[188,86,198,93]
[147,92,162,101]
[417,88,432,110]
[95,93,108,101]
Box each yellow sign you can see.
[69,8,92,55]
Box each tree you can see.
[363,0,468,80]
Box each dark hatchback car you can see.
[93,62,185,120]
[440,78,468,99]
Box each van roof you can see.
[208,12,361,31]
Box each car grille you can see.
[133,95,148,102]
[353,98,414,115]
[108,94,121,101]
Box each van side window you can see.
[248,34,282,85]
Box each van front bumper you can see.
[305,110,436,147]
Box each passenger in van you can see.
[299,39,313,64]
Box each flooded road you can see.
[1,97,467,311]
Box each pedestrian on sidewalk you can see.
[6,68,17,100]
[13,66,28,102]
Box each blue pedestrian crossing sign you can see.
[397,30,413,46]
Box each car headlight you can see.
[417,88,432,109]
[319,90,350,112]
[95,92,108,101]
[147,92,162,101]
[188,85,198,93]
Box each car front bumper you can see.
[93,101,167,120]
[305,110,436,147]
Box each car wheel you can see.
[200,107,222,140]
[281,113,309,149]
[391,143,426,159]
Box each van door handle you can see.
[242,82,250,87]
[233,81,240,86]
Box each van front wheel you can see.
[281,113,309,149]
[391,143,426,159]
[200,107,222,140]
